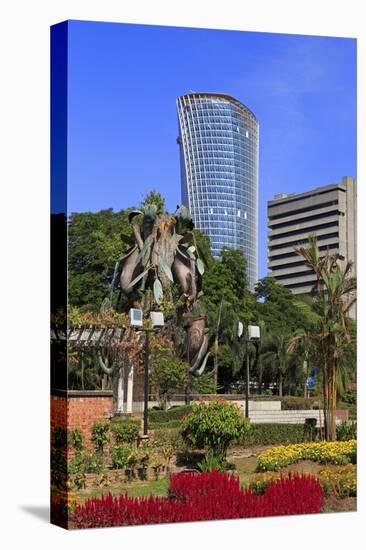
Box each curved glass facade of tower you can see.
[177,93,259,289]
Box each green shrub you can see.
[91,420,110,452]
[111,445,133,469]
[148,405,192,424]
[151,427,187,456]
[111,420,139,444]
[234,423,308,447]
[181,400,250,459]
[336,421,357,441]
[191,371,217,394]
[68,428,84,451]
[69,450,105,475]
[111,442,152,471]
[151,427,180,445]
[127,444,150,469]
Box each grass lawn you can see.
[78,477,169,501]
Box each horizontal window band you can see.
[269,221,339,240]
[268,200,339,220]
[268,242,339,261]
[268,233,339,251]
[268,210,342,229]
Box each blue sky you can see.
[67,20,356,279]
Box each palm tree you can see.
[288,235,356,441]
[260,332,290,397]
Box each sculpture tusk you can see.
[191,352,211,377]
[189,333,209,373]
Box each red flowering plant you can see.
[71,471,324,529]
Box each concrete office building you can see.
[267,176,357,297]
[177,92,259,290]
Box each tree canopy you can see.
[66,199,356,400]
[68,209,131,311]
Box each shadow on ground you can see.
[20,505,50,523]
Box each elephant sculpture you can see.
[113,203,210,376]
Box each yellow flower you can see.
[257,440,356,471]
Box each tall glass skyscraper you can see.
[177,92,259,289]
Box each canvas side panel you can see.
[50,20,69,530]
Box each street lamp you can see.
[239,324,260,419]
[130,308,165,437]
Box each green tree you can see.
[255,276,311,334]
[68,209,131,310]
[260,332,291,397]
[201,248,257,390]
[68,191,166,311]
[151,352,187,410]
[220,248,249,299]
[140,190,166,213]
[253,277,316,395]
[288,235,356,441]
[203,248,252,314]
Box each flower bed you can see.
[72,470,324,528]
[257,440,356,472]
[319,464,356,498]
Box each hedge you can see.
[110,417,140,428]
[233,423,310,447]
[148,405,192,423]
[280,397,315,410]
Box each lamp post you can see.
[238,323,260,419]
[129,309,164,437]
[245,347,250,418]
[143,327,152,436]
